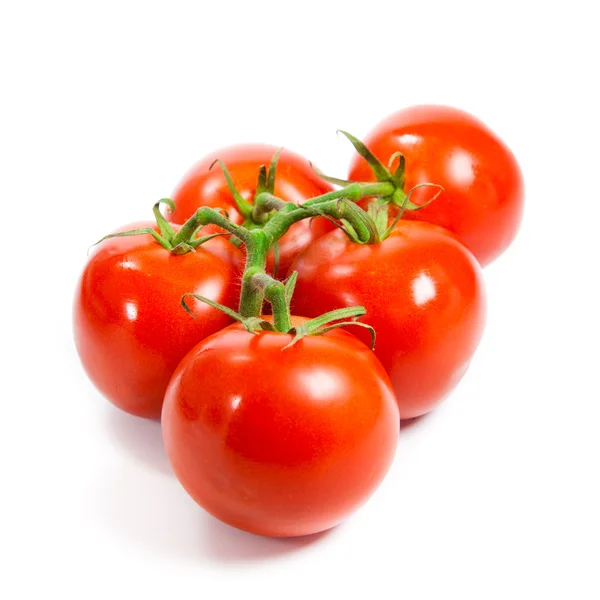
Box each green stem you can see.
[250,273,292,332]
[239,230,270,317]
[172,207,250,246]
[302,182,395,207]
[263,198,377,244]
[187,181,397,318]
[252,192,288,223]
[266,284,291,332]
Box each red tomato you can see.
[169,144,334,274]
[73,225,242,419]
[349,105,524,266]
[162,318,399,537]
[289,223,486,420]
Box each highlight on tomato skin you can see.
[348,104,524,266]
[73,224,243,419]
[161,320,400,538]
[288,221,486,420]
[168,144,335,275]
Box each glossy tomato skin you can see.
[169,144,334,275]
[289,223,486,420]
[162,319,399,537]
[73,223,242,419]
[349,105,524,266]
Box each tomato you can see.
[289,223,486,420]
[169,144,334,275]
[161,318,399,537]
[73,225,242,419]
[349,105,524,266]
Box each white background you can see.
[2,1,599,598]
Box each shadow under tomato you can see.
[199,514,336,563]
[95,407,334,563]
[400,413,431,431]
[104,407,172,477]
[89,457,334,563]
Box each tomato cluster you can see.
[74,105,523,538]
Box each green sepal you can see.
[383,183,444,239]
[255,165,268,200]
[271,240,281,278]
[367,202,390,236]
[387,151,405,170]
[388,152,406,189]
[339,218,361,243]
[267,148,282,194]
[92,228,172,251]
[298,198,379,245]
[229,235,243,248]
[244,317,276,333]
[389,188,412,210]
[310,162,356,188]
[170,242,195,255]
[152,199,176,239]
[189,232,228,248]
[337,130,393,183]
[298,200,360,243]
[283,271,298,312]
[338,199,379,244]
[282,306,375,350]
[181,293,274,334]
[211,159,254,219]
[314,321,376,349]
[170,232,226,255]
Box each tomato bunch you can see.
[74,106,522,538]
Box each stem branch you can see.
[250,273,292,332]
[172,207,250,246]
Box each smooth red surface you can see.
[73,224,242,419]
[349,105,524,266]
[169,144,334,275]
[289,223,486,419]
[162,320,399,537]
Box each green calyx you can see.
[282,306,375,350]
[93,199,223,254]
[306,131,444,244]
[182,275,375,350]
[322,130,443,214]
[336,130,411,208]
[365,182,445,241]
[209,150,287,272]
[211,149,283,226]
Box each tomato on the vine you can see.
[289,222,486,420]
[162,318,399,537]
[169,144,334,274]
[349,105,524,266]
[74,226,242,419]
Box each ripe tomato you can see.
[162,319,399,537]
[349,105,524,266]
[169,144,334,274]
[73,225,242,419]
[289,223,486,420]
